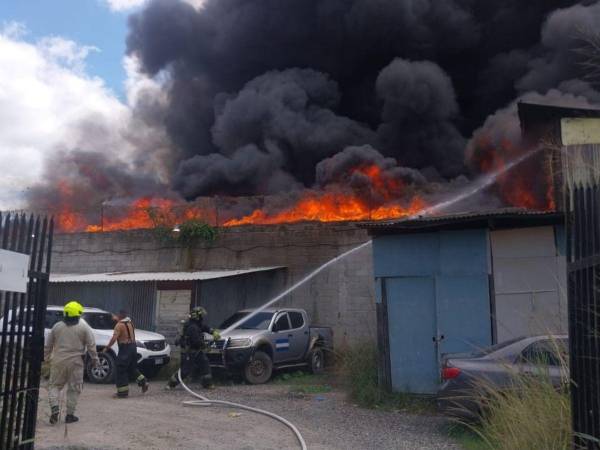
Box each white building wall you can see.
[491,226,568,342]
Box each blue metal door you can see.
[435,275,492,356]
[386,277,439,394]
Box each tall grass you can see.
[338,343,382,407]
[472,374,571,450]
[462,339,572,450]
[338,343,434,412]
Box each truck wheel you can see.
[308,348,325,374]
[87,352,115,384]
[244,351,273,384]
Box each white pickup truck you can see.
[208,308,333,384]
[0,306,171,383]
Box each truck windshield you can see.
[219,312,273,330]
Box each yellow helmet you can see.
[64,301,84,318]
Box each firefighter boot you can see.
[49,406,59,425]
[65,414,79,424]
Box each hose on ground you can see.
[177,370,308,450]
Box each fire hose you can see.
[177,369,308,450]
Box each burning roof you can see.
[22,0,600,232]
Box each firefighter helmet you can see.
[64,301,84,318]
[190,306,207,320]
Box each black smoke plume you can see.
[122,0,600,203]
[24,0,600,222]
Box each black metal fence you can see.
[0,213,53,449]
[567,186,600,449]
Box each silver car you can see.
[437,335,569,419]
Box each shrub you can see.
[338,343,434,412]
[338,343,382,407]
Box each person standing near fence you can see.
[104,309,148,398]
[44,301,100,425]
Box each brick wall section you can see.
[51,223,376,347]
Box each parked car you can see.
[0,306,171,383]
[438,335,569,419]
[207,308,333,384]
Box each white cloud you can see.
[38,36,99,74]
[104,0,146,12]
[0,26,130,209]
[1,21,27,39]
[104,0,204,12]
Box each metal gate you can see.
[567,185,600,449]
[0,213,53,449]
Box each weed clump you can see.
[472,373,572,450]
[338,343,433,412]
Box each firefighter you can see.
[104,309,148,398]
[44,301,100,425]
[167,306,220,389]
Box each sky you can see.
[0,0,154,209]
[0,0,138,97]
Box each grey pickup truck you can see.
[207,308,333,384]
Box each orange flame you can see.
[469,136,555,211]
[224,192,426,227]
[50,141,556,234]
[224,163,423,226]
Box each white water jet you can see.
[221,147,541,333]
[416,148,541,218]
[221,240,373,335]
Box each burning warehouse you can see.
[362,102,600,395]
[28,0,598,231]
[9,0,600,399]
[5,0,600,448]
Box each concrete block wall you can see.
[51,223,376,347]
[156,290,192,343]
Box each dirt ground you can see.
[35,379,460,450]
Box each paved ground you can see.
[35,380,460,450]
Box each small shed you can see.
[49,267,286,342]
[362,209,566,394]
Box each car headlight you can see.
[227,338,252,348]
[136,340,146,349]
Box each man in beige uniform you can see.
[44,301,99,424]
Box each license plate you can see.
[154,358,163,365]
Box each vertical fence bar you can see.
[5,215,29,448]
[0,213,52,449]
[0,214,21,447]
[13,216,34,445]
[568,182,600,449]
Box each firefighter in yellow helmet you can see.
[44,301,99,425]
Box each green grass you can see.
[273,371,333,395]
[447,425,487,450]
[337,343,435,413]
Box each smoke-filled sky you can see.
[2,0,600,213]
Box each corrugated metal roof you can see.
[360,208,564,232]
[50,267,285,283]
